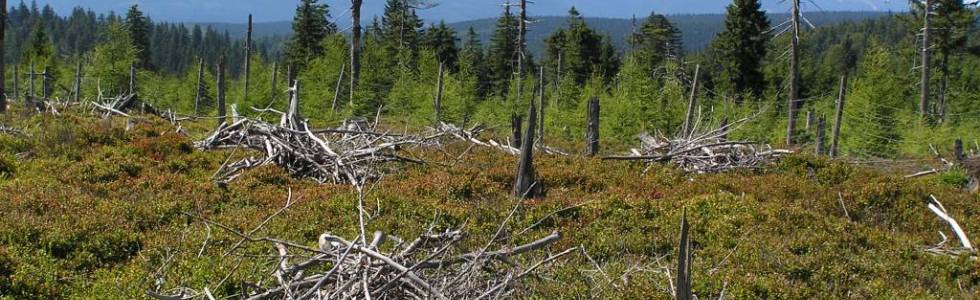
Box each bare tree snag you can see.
[217,57,227,124]
[682,64,700,137]
[805,109,814,131]
[241,14,253,108]
[719,118,729,141]
[332,63,345,111]
[285,80,302,130]
[434,61,444,122]
[72,59,82,103]
[815,115,826,155]
[129,63,137,96]
[513,101,539,198]
[676,208,692,300]
[538,65,545,139]
[786,0,802,145]
[954,138,964,164]
[350,0,363,107]
[270,62,278,102]
[41,67,48,100]
[194,58,205,116]
[12,65,18,103]
[0,0,5,113]
[515,0,527,102]
[586,97,600,156]
[27,62,34,114]
[920,0,932,117]
[511,112,522,148]
[830,74,847,158]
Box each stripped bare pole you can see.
[830,74,846,158]
[270,62,278,103]
[586,97,600,156]
[511,112,522,148]
[538,65,545,139]
[12,65,18,103]
[434,61,444,122]
[331,64,345,111]
[676,209,693,300]
[26,62,35,114]
[786,0,802,145]
[72,59,82,103]
[515,0,528,102]
[41,67,49,100]
[682,64,700,137]
[217,56,227,125]
[350,0,363,107]
[241,14,253,108]
[920,0,932,117]
[815,115,826,155]
[194,58,205,117]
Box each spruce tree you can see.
[422,21,460,69]
[382,0,423,69]
[544,7,606,85]
[488,6,518,95]
[711,0,769,102]
[459,27,489,98]
[125,5,152,69]
[629,12,683,76]
[285,0,337,71]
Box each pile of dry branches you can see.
[433,122,568,156]
[196,109,439,185]
[604,117,791,173]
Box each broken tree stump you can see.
[216,57,227,125]
[434,61,444,122]
[681,64,700,137]
[586,96,600,157]
[815,115,826,155]
[830,74,846,158]
[513,102,540,199]
[511,112,522,148]
[954,138,964,164]
[676,208,692,300]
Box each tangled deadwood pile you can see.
[196,108,439,185]
[433,122,569,156]
[603,117,791,173]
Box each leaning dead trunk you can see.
[513,102,540,198]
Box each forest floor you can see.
[0,106,978,299]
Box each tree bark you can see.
[938,52,949,122]
[830,74,847,158]
[511,113,522,148]
[682,64,700,137]
[194,58,205,116]
[815,115,826,155]
[350,0,363,107]
[786,0,801,145]
[217,57,226,124]
[513,101,539,199]
[538,65,545,139]
[920,0,932,118]
[434,61,444,122]
[241,14,252,108]
[586,97,600,157]
[270,62,279,103]
[73,59,82,103]
[515,0,527,102]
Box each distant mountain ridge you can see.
[195,11,892,54]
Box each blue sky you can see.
[17,0,911,23]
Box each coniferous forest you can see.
[0,0,979,299]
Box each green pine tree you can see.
[629,12,683,77]
[422,21,460,69]
[125,5,152,70]
[382,0,423,70]
[487,6,518,95]
[711,0,770,103]
[285,0,337,71]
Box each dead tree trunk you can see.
[515,0,527,102]
[954,138,964,164]
[805,109,814,131]
[586,97,600,157]
[920,0,932,118]
[513,101,539,199]
[682,64,700,137]
[0,0,6,113]
[538,65,545,139]
[676,209,693,300]
[938,52,949,121]
[26,63,34,114]
[434,61,444,122]
[12,65,18,103]
[41,67,48,100]
[719,118,729,141]
[72,59,82,103]
[332,63,345,111]
[129,63,137,96]
[350,0,363,107]
[286,80,302,129]
[786,0,801,145]
[241,14,253,108]
[270,62,278,102]
[217,57,227,124]
[194,58,205,117]
[830,74,847,158]
[511,113,522,148]
[815,115,826,155]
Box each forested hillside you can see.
[0,0,979,299]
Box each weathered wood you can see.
[41,67,48,100]
[217,57,227,124]
[538,65,545,139]
[515,0,527,101]
[129,63,137,96]
[682,64,700,137]
[586,97,600,157]
[805,109,814,131]
[815,115,826,155]
[513,101,539,198]
[954,138,964,164]
[719,118,729,141]
[241,14,252,108]
[26,63,34,114]
[350,0,363,107]
[0,0,6,112]
[511,113,522,148]
[676,208,692,300]
[920,0,932,117]
[332,63,345,111]
[194,58,205,116]
[786,0,801,145]
[72,59,82,103]
[270,62,278,102]
[830,74,847,158]
[434,61,444,122]
[12,65,18,103]
[285,80,302,130]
